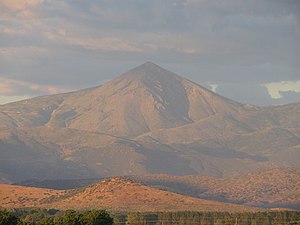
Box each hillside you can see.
[133,168,300,210]
[14,168,300,210]
[0,62,300,182]
[0,184,64,208]
[0,178,254,212]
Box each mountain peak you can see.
[141,61,160,68]
[116,62,182,85]
[45,62,242,138]
[135,61,166,70]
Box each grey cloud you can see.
[163,62,300,83]
[278,91,300,105]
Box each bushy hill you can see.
[0,178,254,212]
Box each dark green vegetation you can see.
[0,208,113,225]
[1,208,300,225]
[115,211,300,225]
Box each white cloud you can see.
[0,95,32,105]
[207,82,219,93]
[262,80,300,99]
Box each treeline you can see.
[114,211,300,225]
[1,209,300,225]
[0,208,113,225]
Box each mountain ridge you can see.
[0,177,256,212]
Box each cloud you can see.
[0,0,42,11]
[216,82,275,106]
[262,80,300,99]
[52,35,142,52]
[0,0,42,19]
[0,0,299,105]
[0,95,31,105]
[0,77,73,96]
[0,26,26,36]
[0,84,15,95]
[207,82,219,93]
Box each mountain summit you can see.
[46,62,242,137]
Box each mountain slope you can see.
[0,93,70,128]
[133,168,300,210]
[46,62,245,138]
[0,126,147,182]
[0,62,299,182]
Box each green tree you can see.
[112,214,126,225]
[37,216,54,225]
[80,210,113,225]
[126,213,146,225]
[62,210,81,225]
[0,209,19,225]
[53,214,63,225]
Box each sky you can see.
[0,0,300,106]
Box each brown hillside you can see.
[206,168,300,208]
[133,168,300,210]
[12,168,300,210]
[0,178,255,212]
[0,184,64,208]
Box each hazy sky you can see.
[1,0,299,106]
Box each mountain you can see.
[0,62,300,183]
[46,62,244,138]
[1,62,243,138]
[0,177,255,212]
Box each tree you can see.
[0,209,19,225]
[80,210,113,225]
[62,210,81,225]
[126,213,146,225]
[37,216,54,225]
